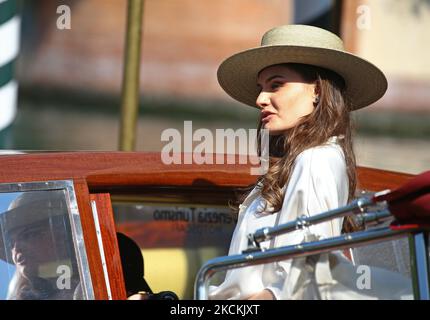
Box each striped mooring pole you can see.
[0,0,20,147]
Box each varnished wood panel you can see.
[0,152,414,192]
[356,167,413,192]
[73,179,108,300]
[90,193,127,300]
[0,152,254,188]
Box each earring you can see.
[314,96,320,104]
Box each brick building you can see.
[16,0,430,112]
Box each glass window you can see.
[113,200,236,299]
[273,236,414,300]
[0,187,87,300]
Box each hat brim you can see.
[217,45,388,111]
[0,205,68,262]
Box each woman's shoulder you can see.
[287,141,348,195]
[294,141,347,184]
[296,141,344,163]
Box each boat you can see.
[0,151,427,300]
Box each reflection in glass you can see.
[113,202,236,299]
[0,190,83,300]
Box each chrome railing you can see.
[247,191,388,250]
[194,192,430,300]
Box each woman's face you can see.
[256,64,317,135]
[8,222,56,278]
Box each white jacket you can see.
[209,137,348,300]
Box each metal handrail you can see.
[248,192,389,249]
[194,191,430,300]
[194,225,415,300]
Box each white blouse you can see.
[209,137,349,300]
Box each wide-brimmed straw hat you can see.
[0,190,68,261]
[217,24,387,111]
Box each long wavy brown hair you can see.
[234,63,358,233]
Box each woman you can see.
[209,24,388,300]
[1,191,81,300]
[6,222,60,299]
